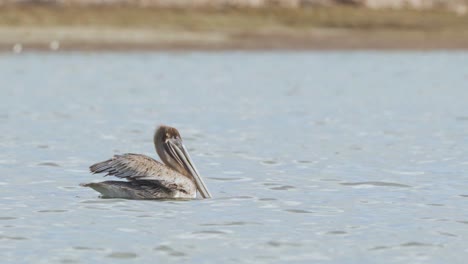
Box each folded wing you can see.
[89,154,194,191]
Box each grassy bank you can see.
[2,5,468,30]
[1,5,468,50]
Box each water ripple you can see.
[258,198,277,201]
[326,230,347,235]
[261,160,280,165]
[73,246,105,251]
[0,235,28,240]
[270,185,296,191]
[107,252,138,259]
[200,221,260,226]
[438,232,457,237]
[266,241,301,247]
[80,199,127,204]
[369,246,390,251]
[340,181,411,188]
[383,170,425,176]
[369,241,442,251]
[400,241,442,247]
[37,209,68,213]
[36,162,61,167]
[60,259,79,264]
[284,209,312,214]
[193,230,228,235]
[0,217,17,220]
[154,245,186,257]
[207,177,248,182]
[215,196,255,201]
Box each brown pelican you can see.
[81,125,211,199]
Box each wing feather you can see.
[90,154,162,179]
[89,153,194,192]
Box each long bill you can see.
[168,139,212,199]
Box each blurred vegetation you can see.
[0,5,467,32]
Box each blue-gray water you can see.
[1,52,468,263]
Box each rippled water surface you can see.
[1,52,468,263]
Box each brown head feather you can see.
[154,125,187,176]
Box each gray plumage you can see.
[81,181,173,199]
[82,125,212,199]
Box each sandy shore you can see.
[2,26,468,52]
[1,6,468,51]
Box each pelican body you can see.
[82,126,211,199]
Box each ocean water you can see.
[1,51,468,263]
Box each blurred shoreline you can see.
[1,5,468,51]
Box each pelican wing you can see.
[89,154,190,189]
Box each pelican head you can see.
[154,125,212,199]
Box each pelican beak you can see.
[167,138,212,199]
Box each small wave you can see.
[107,252,138,259]
[37,162,60,167]
[284,209,312,214]
[340,181,411,188]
